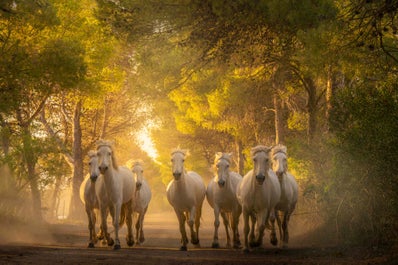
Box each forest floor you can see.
[0,211,396,265]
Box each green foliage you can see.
[328,82,398,245]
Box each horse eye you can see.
[265,158,269,163]
[141,170,143,173]
[108,152,111,156]
[88,162,91,166]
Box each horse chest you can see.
[168,182,195,210]
[215,188,235,210]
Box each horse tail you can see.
[119,204,126,228]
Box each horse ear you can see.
[184,149,190,157]
[87,150,97,157]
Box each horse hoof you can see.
[113,244,121,250]
[180,246,187,251]
[127,240,134,247]
[107,238,114,246]
[211,242,220,248]
[249,241,260,248]
[233,243,241,249]
[270,238,278,246]
[88,242,95,248]
[242,248,250,254]
[191,239,200,245]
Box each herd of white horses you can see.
[79,140,298,252]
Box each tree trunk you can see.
[68,100,84,220]
[20,123,43,222]
[50,175,62,220]
[325,66,333,132]
[305,77,318,143]
[235,139,244,176]
[273,92,284,145]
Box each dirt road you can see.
[0,211,396,264]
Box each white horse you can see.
[236,145,281,252]
[131,160,151,245]
[166,149,206,251]
[271,144,298,248]
[79,150,103,248]
[206,152,242,249]
[96,140,135,250]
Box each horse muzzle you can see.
[136,182,142,190]
[256,174,265,185]
[99,165,108,174]
[90,174,98,182]
[173,172,182,180]
[217,179,225,188]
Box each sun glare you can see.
[136,127,159,163]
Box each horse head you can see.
[214,152,232,188]
[88,150,99,182]
[132,160,144,190]
[271,144,288,178]
[251,145,271,185]
[171,149,188,181]
[96,140,118,174]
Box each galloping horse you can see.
[79,151,103,248]
[237,145,281,252]
[96,140,135,250]
[271,144,298,248]
[131,160,152,245]
[206,152,242,248]
[166,149,206,251]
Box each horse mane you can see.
[132,159,144,169]
[171,148,189,157]
[214,152,232,164]
[251,145,271,157]
[87,150,97,158]
[272,144,287,157]
[96,139,119,170]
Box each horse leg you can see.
[139,207,148,244]
[100,204,114,247]
[242,208,250,253]
[175,209,188,251]
[231,208,241,249]
[113,202,122,250]
[86,207,95,248]
[125,201,134,247]
[255,210,269,248]
[249,213,256,247]
[194,203,202,247]
[275,210,282,247]
[211,205,221,248]
[96,208,104,241]
[188,206,199,246]
[221,212,231,248]
[270,209,278,246]
[282,212,290,248]
[135,212,140,244]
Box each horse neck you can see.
[250,169,269,193]
[103,166,118,191]
[175,170,188,190]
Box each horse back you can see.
[135,179,152,211]
[118,166,136,204]
[186,171,206,202]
